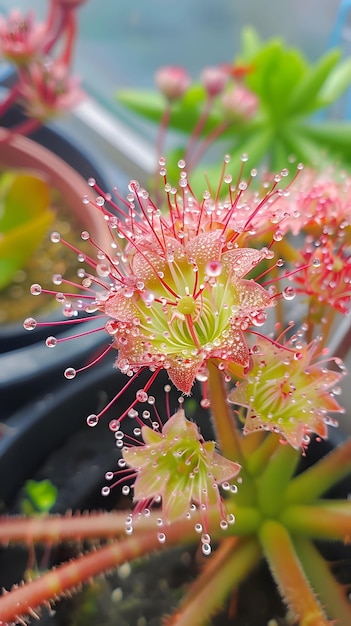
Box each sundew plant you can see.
[0,0,84,133]
[118,28,351,189]
[2,5,351,623]
[1,153,351,625]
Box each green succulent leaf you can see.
[297,120,351,150]
[319,56,351,105]
[280,127,330,168]
[239,26,263,61]
[117,88,165,122]
[117,28,351,175]
[117,85,229,135]
[21,479,58,515]
[245,40,307,118]
[0,170,54,290]
[287,49,341,116]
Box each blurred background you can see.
[0,0,346,187]
[0,1,342,106]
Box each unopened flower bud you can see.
[222,85,258,121]
[201,66,228,97]
[53,0,87,7]
[155,65,191,101]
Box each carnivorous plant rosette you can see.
[6,158,351,626]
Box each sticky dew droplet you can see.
[205,260,222,277]
[195,369,209,383]
[64,367,76,380]
[136,390,148,402]
[50,232,61,243]
[52,273,62,285]
[23,317,37,331]
[273,230,283,242]
[202,543,211,556]
[45,336,57,348]
[86,414,99,427]
[282,286,296,301]
[200,398,211,409]
[30,283,42,296]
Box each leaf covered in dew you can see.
[123,408,240,524]
[0,170,54,290]
[229,335,345,449]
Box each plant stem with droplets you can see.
[292,536,351,626]
[260,520,331,626]
[0,502,263,624]
[165,536,262,626]
[0,503,261,547]
[0,517,197,624]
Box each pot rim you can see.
[0,125,110,342]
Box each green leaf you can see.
[245,41,307,120]
[0,171,51,231]
[239,26,263,61]
[296,121,351,152]
[21,479,58,515]
[0,171,54,290]
[117,85,224,135]
[0,208,54,289]
[281,128,331,168]
[229,126,273,168]
[269,135,292,172]
[288,49,341,116]
[117,88,167,122]
[319,56,351,104]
